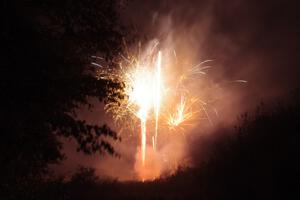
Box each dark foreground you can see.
[3,92,299,200]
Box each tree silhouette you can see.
[1,0,126,195]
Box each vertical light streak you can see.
[135,76,151,167]
[131,51,162,167]
[141,119,146,166]
[152,136,155,150]
[154,51,162,150]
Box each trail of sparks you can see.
[141,119,147,166]
[167,95,197,130]
[154,51,162,150]
[124,50,163,166]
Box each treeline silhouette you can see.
[6,91,298,200]
[1,0,126,199]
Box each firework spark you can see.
[167,95,196,130]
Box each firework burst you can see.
[91,40,241,180]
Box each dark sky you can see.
[56,0,300,180]
[123,0,300,99]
